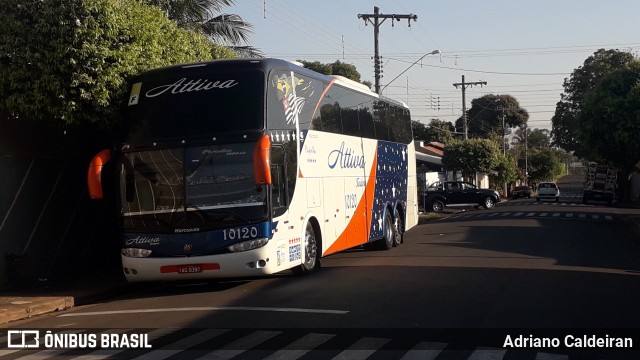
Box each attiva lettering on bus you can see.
[145,78,238,98]
[327,142,365,169]
[125,236,161,246]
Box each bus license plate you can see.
[178,265,202,274]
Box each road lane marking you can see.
[198,331,280,360]
[468,347,507,360]
[332,337,390,360]
[552,213,561,217]
[400,341,447,360]
[263,333,335,360]
[59,307,349,317]
[131,329,228,360]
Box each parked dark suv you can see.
[425,181,501,212]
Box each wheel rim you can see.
[485,198,494,208]
[432,201,443,212]
[303,223,317,269]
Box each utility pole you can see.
[358,6,417,94]
[525,121,529,185]
[453,75,487,139]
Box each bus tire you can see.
[292,220,320,275]
[393,207,404,246]
[378,210,394,250]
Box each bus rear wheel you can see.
[378,211,395,250]
[393,207,403,246]
[292,221,320,275]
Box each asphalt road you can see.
[3,176,640,359]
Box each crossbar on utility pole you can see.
[453,75,487,139]
[358,6,417,94]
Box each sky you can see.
[231,0,640,131]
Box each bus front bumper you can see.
[121,246,279,282]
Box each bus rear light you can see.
[122,248,152,258]
[253,135,271,186]
[88,149,111,199]
[227,238,269,252]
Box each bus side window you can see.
[373,100,390,141]
[391,107,412,144]
[358,101,375,139]
[270,146,288,217]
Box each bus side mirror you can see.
[88,149,111,199]
[253,135,272,186]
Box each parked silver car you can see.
[536,182,560,202]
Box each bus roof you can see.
[135,58,409,110]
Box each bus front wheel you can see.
[292,221,320,275]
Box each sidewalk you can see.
[0,276,132,325]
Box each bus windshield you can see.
[123,69,264,146]
[120,143,268,233]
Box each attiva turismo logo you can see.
[327,142,365,169]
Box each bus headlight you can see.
[122,248,152,258]
[227,238,269,252]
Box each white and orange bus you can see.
[88,58,418,282]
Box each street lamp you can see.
[380,49,440,93]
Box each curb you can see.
[0,296,74,325]
[0,283,133,325]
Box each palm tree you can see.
[146,0,263,58]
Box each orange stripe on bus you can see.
[323,149,377,256]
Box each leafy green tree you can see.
[527,148,564,183]
[513,127,551,150]
[298,60,373,89]
[145,0,261,57]
[551,49,635,155]
[426,119,455,144]
[0,0,236,129]
[490,153,518,194]
[442,138,500,180]
[412,119,454,144]
[455,94,529,141]
[580,59,640,173]
[412,120,429,141]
